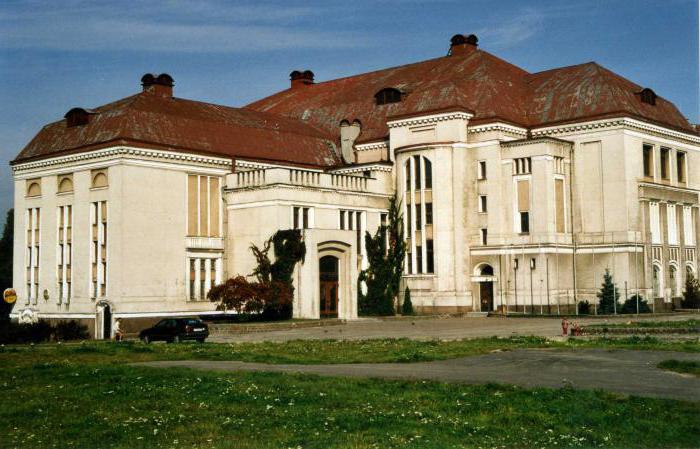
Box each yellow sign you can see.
[3,288,17,304]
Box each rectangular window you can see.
[302,207,309,229]
[293,207,300,229]
[520,211,530,234]
[649,202,661,244]
[480,228,488,245]
[683,206,695,246]
[479,195,487,213]
[25,208,40,304]
[426,240,434,273]
[643,144,653,178]
[339,211,346,230]
[187,174,221,237]
[677,151,686,183]
[553,156,564,174]
[189,259,196,300]
[477,161,487,180]
[425,203,433,225]
[667,203,678,245]
[660,147,670,180]
[416,203,422,230]
[415,246,423,274]
[90,201,107,298]
[514,157,532,175]
[56,205,72,304]
[555,178,565,233]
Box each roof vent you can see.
[636,88,657,106]
[141,73,174,97]
[449,34,478,56]
[290,70,314,89]
[64,107,94,127]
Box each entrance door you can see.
[102,305,112,340]
[319,256,339,318]
[480,282,494,312]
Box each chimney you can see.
[449,34,478,56]
[290,70,314,89]
[141,73,174,97]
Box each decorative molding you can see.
[234,159,323,172]
[354,141,389,152]
[387,111,473,129]
[330,164,393,174]
[12,146,233,174]
[531,118,700,145]
[468,122,528,137]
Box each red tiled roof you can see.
[247,49,696,142]
[13,91,341,167]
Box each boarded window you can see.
[187,174,222,237]
[555,178,565,233]
[517,180,530,212]
[57,175,73,193]
[91,170,108,188]
[26,179,41,197]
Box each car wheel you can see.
[142,336,150,344]
[173,335,181,344]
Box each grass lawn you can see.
[658,359,700,377]
[1,357,698,448]
[1,335,698,367]
[587,319,699,329]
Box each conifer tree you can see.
[401,286,413,315]
[681,273,700,309]
[596,269,620,314]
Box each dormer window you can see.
[375,88,402,105]
[64,107,93,127]
[637,88,657,106]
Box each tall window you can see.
[188,257,222,301]
[555,178,566,233]
[477,161,487,180]
[652,265,662,298]
[187,174,221,237]
[404,155,434,274]
[683,206,696,246]
[667,203,678,245]
[677,151,686,183]
[649,202,661,244]
[478,195,487,213]
[90,201,107,298]
[25,208,40,304]
[293,206,313,229]
[339,210,365,261]
[480,228,488,245]
[660,147,670,180]
[643,144,654,178]
[515,178,530,234]
[57,205,72,304]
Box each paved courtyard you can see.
[209,313,700,343]
[137,348,700,401]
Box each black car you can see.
[139,318,209,343]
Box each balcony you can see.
[185,236,224,250]
[229,167,384,194]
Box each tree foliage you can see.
[620,294,651,314]
[681,273,700,309]
[208,229,305,320]
[402,286,414,316]
[0,209,14,321]
[358,195,406,316]
[596,269,620,314]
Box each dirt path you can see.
[134,349,700,401]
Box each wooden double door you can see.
[319,256,339,318]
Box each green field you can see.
[587,319,699,329]
[1,338,699,448]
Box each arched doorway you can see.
[479,265,494,312]
[319,255,339,318]
[99,303,112,340]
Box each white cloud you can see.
[0,0,371,52]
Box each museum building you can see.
[10,34,699,337]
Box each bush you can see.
[681,273,700,309]
[54,320,89,341]
[401,286,414,315]
[0,320,53,344]
[577,300,591,315]
[620,294,652,314]
[207,276,293,321]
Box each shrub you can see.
[401,286,414,315]
[681,273,700,309]
[577,300,591,315]
[0,320,53,344]
[620,294,652,314]
[54,320,89,341]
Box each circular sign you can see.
[3,288,17,304]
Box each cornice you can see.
[531,118,700,145]
[387,111,473,129]
[330,164,393,174]
[354,141,389,152]
[468,122,528,137]
[12,146,232,173]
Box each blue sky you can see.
[0,0,697,219]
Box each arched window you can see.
[57,175,73,194]
[375,88,402,105]
[91,170,108,189]
[403,155,434,274]
[26,179,41,197]
[670,265,681,298]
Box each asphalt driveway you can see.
[135,348,700,401]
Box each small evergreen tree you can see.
[596,269,620,314]
[681,273,700,309]
[401,286,413,315]
[620,294,651,314]
[358,195,406,316]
